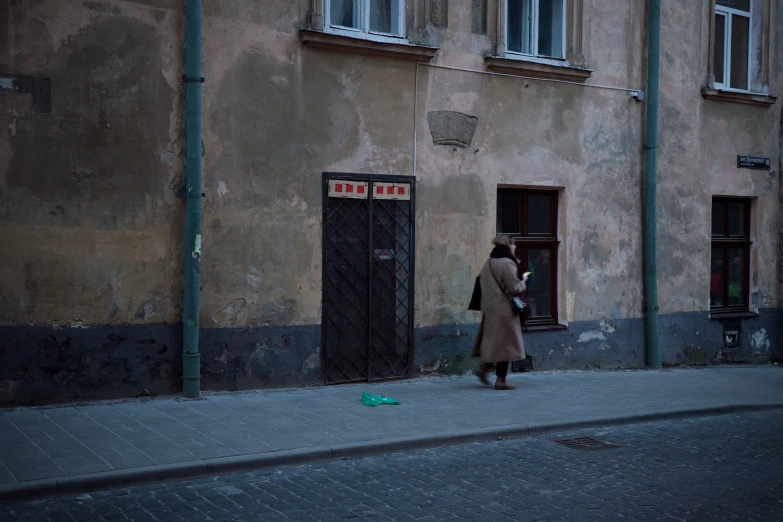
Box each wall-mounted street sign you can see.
[737,156,770,170]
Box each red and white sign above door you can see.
[328,180,368,199]
[328,180,411,201]
[374,182,410,201]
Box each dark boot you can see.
[474,363,489,385]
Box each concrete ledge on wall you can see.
[485,56,593,82]
[708,311,760,320]
[701,87,777,107]
[300,29,438,62]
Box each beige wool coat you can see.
[471,256,527,363]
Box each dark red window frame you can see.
[710,197,751,315]
[497,188,559,326]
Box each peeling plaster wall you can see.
[0,0,781,404]
[0,0,185,403]
[0,0,184,328]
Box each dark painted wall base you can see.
[0,324,321,406]
[0,309,778,405]
[0,324,184,406]
[414,308,780,374]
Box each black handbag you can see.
[489,261,526,316]
[510,295,526,315]
[468,276,482,311]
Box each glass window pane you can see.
[497,193,521,233]
[526,248,553,317]
[717,0,750,11]
[727,247,745,305]
[507,0,532,53]
[527,194,552,235]
[729,14,749,91]
[370,0,402,35]
[712,200,725,236]
[714,13,726,84]
[331,0,360,29]
[537,0,564,58]
[728,201,746,236]
[710,248,724,307]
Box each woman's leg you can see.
[494,361,516,390]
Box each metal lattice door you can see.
[322,174,415,385]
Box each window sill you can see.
[300,29,438,62]
[523,323,568,332]
[701,88,777,107]
[709,310,759,320]
[485,55,592,82]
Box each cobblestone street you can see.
[2,409,782,521]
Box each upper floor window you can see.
[327,0,405,38]
[713,0,751,92]
[507,0,565,59]
[485,0,590,82]
[302,0,438,63]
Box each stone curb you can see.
[2,403,782,504]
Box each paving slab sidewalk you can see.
[1,366,782,502]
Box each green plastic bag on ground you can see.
[361,392,400,407]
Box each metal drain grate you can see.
[553,435,622,451]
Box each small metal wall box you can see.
[724,330,739,348]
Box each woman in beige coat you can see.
[471,235,529,390]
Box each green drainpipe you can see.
[183,0,203,397]
[643,0,661,369]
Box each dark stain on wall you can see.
[6,15,176,225]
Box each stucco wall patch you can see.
[426,110,478,148]
[213,298,248,327]
[599,319,616,333]
[750,328,771,354]
[246,272,261,289]
[135,292,176,322]
[576,330,607,343]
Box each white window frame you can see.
[324,0,407,43]
[714,2,752,93]
[505,0,567,61]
